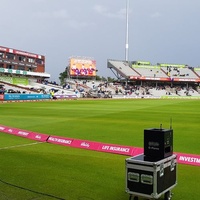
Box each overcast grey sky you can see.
[0,0,200,81]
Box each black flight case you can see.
[125,154,177,200]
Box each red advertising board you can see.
[69,58,96,77]
[0,125,18,135]
[0,45,43,59]
[0,125,49,141]
[0,124,199,167]
[0,94,4,101]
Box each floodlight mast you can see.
[125,0,129,61]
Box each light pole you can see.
[125,0,129,61]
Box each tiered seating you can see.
[132,66,168,78]
[31,82,75,95]
[0,81,37,94]
[161,66,198,79]
[107,60,140,77]
[194,68,200,78]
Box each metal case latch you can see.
[170,158,175,171]
[160,163,164,177]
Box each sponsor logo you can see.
[0,126,5,130]
[148,141,160,150]
[17,131,29,136]
[148,141,159,147]
[80,142,90,148]
[48,137,72,144]
[35,135,41,139]
[179,156,200,164]
[102,145,130,153]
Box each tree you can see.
[95,75,102,81]
[59,67,69,85]
[107,77,115,82]
[101,76,107,81]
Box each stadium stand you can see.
[107,59,140,79]
[106,59,200,98]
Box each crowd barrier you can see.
[0,124,199,167]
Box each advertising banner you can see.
[0,94,4,101]
[0,125,18,135]
[0,45,43,59]
[54,94,77,99]
[69,58,96,77]
[0,125,49,141]
[13,77,29,85]
[1,124,200,167]
[4,94,50,101]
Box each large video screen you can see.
[69,58,96,77]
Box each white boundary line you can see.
[0,141,44,150]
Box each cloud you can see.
[67,20,94,30]
[52,10,69,19]
[33,9,94,29]
[93,5,126,19]
[93,5,108,14]
[151,12,161,18]
[31,0,46,2]
[34,9,69,19]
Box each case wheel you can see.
[128,195,138,200]
[164,191,172,200]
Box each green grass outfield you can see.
[0,99,199,200]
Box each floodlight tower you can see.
[125,0,129,61]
